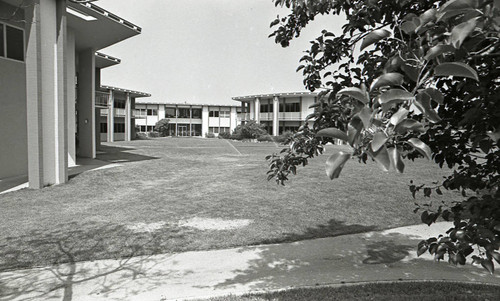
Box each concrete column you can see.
[230,107,237,132]
[125,92,131,141]
[77,48,96,158]
[66,29,76,167]
[131,97,136,140]
[255,97,260,124]
[249,100,255,121]
[273,96,279,136]
[107,90,114,142]
[25,0,68,188]
[202,106,209,136]
[158,104,165,120]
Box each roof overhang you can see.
[135,100,240,107]
[232,92,318,102]
[100,85,151,98]
[67,2,141,52]
[95,52,121,69]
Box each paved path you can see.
[1,222,499,301]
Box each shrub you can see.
[273,131,294,144]
[232,120,267,139]
[205,132,216,138]
[218,132,231,139]
[148,131,159,138]
[257,135,274,142]
[154,118,170,137]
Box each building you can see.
[134,101,240,137]
[232,92,318,136]
[0,0,149,188]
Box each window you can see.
[192,108,202,119]
[114,101,125,109]
[165,107,176,118]
[209,110,219,117]
[0,23,24,62]
[114,123,125,133]
[178,108,190,118]
[220,110,230,118]
[147,109,157,116]
[140,125,146,132]
[220,127,230,133]
[100,123,107,133]
[209,127,219,134]
[147,125,154,132]
[285,103,300,112]
[260,104,273,113]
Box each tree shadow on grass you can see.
[96,144,160,163]
[0,222,187,301]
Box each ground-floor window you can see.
[100,123,107,133]
[147,125,154,132]
[191,124,202,136]
[114,123,125,133]
[139,125,147,132]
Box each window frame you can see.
[0,22,25,63]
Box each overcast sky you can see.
[97,0,343,105]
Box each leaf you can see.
[390,107,409,126]
[367,145,391,172]
[424,44,456,60]
[360,28,391,51]
[408,138,432,160]
[316,128,348,141]
[401,21,417,34]
[325,151,351,179]
[370,73,404,91]
[419,8,437,27]
[379,89,414,104]
[337,87,369,104]
[434,62,479,81]
[437,0,478,21]
[416,92,441,123]
[401,64,419,82]
[481,259,495,274]
[356,107,372,129]
[388,147,405,173]
[347,117,363,146]
[417,243,429,256]
[422,88,444,105]
[371,132,388,152]
[450,17,479,49]
[394,119,426,134]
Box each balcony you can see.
[95,91,110,107]
[133,109,146,118]
[237,113,250,121]
[114,108,126,116]
[259,113,273,121]
[278,112,301,120]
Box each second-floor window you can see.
[209,110,219,117]
[0,23,24,62]
[165,107,176,118]
[147,109,157,116]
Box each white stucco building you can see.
[233,92,318,136]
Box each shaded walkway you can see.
[1,222,499,301]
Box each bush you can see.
[154,118,170,137]
[148,131,159,138]
[273,131,294,144]
[218,132,231,139]
[135,132,149,140]
[230,133,243,140]
[257,135,274,142]
[232,121,267,140]
[205,132,216,138]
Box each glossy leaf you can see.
[337,87,369,104]
[434,62,479,81]
[450,17,478,49]
[408,138,432,160]
[416,92,441,123]
[401,21,417,34]
[424,44,456,60]
[394,119,426,134]
[370,72,404,91]
[422,88,444,105]
[367,145,391,172]
[481,259,495,274]
[325,151,351,179]
[371,132,388,152]
[316,128,348,141]
[388,147,405,173]
[347,117,363,147]
[437,0,478,21]
[360,28,391,51]
[379,89,414,112]
[390,107,409,126]
[401,64,419,82]
[356,107,372,129]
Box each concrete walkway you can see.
[1,222,499,301]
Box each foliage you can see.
[154,118,170,137]
[268,0,500,272]
[218,132,232,139]
[274,131,295,144]
[257,135,275,142]
[232,120,268,139]
[205,132,216,138]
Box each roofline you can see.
[232,92,318,101]
[95,52,121,64]
[100,85,151,98]
[78,2,142,33]
[135,100,240,107]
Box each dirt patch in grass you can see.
[178,217,253,230]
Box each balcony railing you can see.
[133,109,146,118]
[95,91,110,107]
[259,113,273,121]
[278,112,301,120]
[238,113,250,121]
[115,108,126,116]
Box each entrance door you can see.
[178,125,188,137]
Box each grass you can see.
[0,137,457,271]
[202,281,500,301]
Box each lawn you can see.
[0,137,457,271]
[201,281,500,301]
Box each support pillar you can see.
[255,97,260,124]
[67,29,76,167]
[202,106,209,136]
[25,0,68,188]
[77,48,96,158]
[273,96,279,136]
[249,101,255,121]
[107,90,114,142]
[125,92,131,141]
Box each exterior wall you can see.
[0,48,27,179]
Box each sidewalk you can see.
[1,222,499,301]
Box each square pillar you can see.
[125,92,131,141]
[77,48,96,158]
[249,100,255,120]
[107,90,114,142]
[273,96,279,136]
[66,29,76,167]
[202,106,209,136]
[25,0,68,188]
[255,97,260,124]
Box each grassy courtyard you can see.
[0,137,456,271]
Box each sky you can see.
[97,0,343,105]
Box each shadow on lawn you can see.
[96,144,159,163]
[0,222,182,301]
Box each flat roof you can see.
[95,52,121,68]
[135,100,240,107]
[232,92,318,101]
[100,85,151,98]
